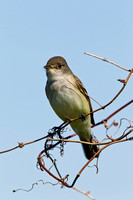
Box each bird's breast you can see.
[46,79,90,121]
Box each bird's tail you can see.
[80,136,99,160]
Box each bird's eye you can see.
[58,63,62,68]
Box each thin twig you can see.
[72,187,95,200]
[13,180,58,193]
[47,127,133,146]
[78,131,133,177]
[84,52,131,72]
[0,135,49,154]
[66,78,102,108]
[38,127,133,188]
[92,100,133,128]
[48,154,62,179]
[65,71,133,125]
[1,100,132,155]
[47,138,108,146]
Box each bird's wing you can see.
[73,74,95,125]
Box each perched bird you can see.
[44,56,99,160]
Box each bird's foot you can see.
[79,114,86,121]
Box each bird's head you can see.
[44,56,72,80]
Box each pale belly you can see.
[48,84,90,120]
[46,81,92,140]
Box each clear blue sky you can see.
[0,1,133,200]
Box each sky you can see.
[0,0,133,200]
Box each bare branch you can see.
[64,71,133,126]
[37,125,133,188]
[13,180,58,193]
[92,100,133,128]
[1,53,132,198]
[72,187,95,200]
[0,135,49,154]
[84,52,131,72]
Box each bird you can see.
[44,56,99,160]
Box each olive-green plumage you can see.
[44,56,98,160]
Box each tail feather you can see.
[81,137,99,160]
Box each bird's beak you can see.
[44,65,53,70]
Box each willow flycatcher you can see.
[44,56,98,160]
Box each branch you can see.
[1,100,132,155]
[0,135,48,154]
[84,52,131,72]
[37,125,133,188]
[92,100,133,128]
[62,70,133,128]
[13,179,95,199]
[13,180,59,193]
[72,187,95,200]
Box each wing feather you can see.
[73,75,95,125]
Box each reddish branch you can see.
[0,53,133,196]
[37,59,133,187]
[37,127,133,187]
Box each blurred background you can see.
[0,1,133,200]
